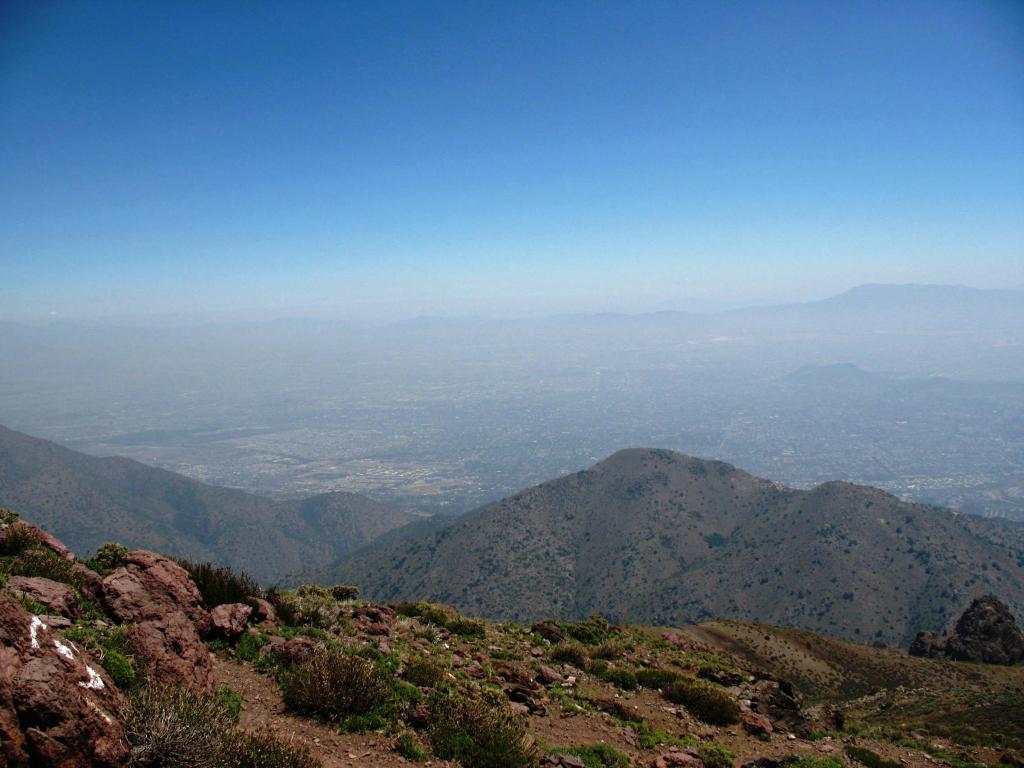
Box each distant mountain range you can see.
[0,425,415,582]
[331,448,1024,645]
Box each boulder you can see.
[945,595,1024,666]
[125,614,214,692]
[0,594,128,767]
[741,710,773,736]
[750,678,806,734]
[353,604,395,624]
[100,549,213,692]
[101,550,209,633]
[210,603,252,640]
[530,621,564,643]
[504,684,546,715]
[536,664,563,685]
[652,751,704,768]
[6,577,80,619]
[250,598,277,626]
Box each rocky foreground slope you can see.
[2,510,1022,768]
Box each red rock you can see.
[250,597,277,625]
[126,615,214,692]
[536,665,563,685]
[0,594,128,767]
[652,751,704,768]
[210,603,252,639]
[101,550,209,633]
[354,605,395,623]
[34,527,76,561]
[6,577,80,619]
[741,710,773,735]
[71,564,105,607]
[363,622,391,636]
[100,549,213,693]
[662,632,699,652]
[261,636,318,667]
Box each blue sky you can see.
[1,0,1022,321]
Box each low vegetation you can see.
[279,648,395,728]
[662,678,741,725]
[426,689,537,768]
[555,744,629,768]
[177,559,262,610]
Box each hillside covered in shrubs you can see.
[1,509,1022,768]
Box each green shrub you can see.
[125,685,234,768]
[13,594,49,615]
[562,615,614,645]
[280,649,392,724]
[550,642,588,668]
[9,546,78,584]
[0,509,19,525]
[845,747,902,768]
[215,729,320,768]
[589,640,624,660]
[330,584,359,600]
[178,559,262,610]
[427,689,537,768]
[663,679,740,726]
[404,655,450,688]
[102,648,138,690]
[395,601,484,637]
[264,587,300,627]
[448,616,487,638]
[87,542,130,574]
[630,722,690,749]
[395,732,430,761]
[791,758,843,768]
[0,523,42,556]
[64,623,138,689]
[236,632,270,663]
[635,667,681,690]
[595,666,638,691]
[216,685,243,722]
[276,585,340,629]
[695,743,735,768]
[557,744,629,768]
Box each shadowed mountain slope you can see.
[0,425,416,582]
[333,448,1024,645]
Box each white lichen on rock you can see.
[29,615,47,649]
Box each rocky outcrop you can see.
[909,595,1024,665]
[100,550,213,692]
[5,576,80,619]
[908,630,945,659]
[946,595,1024,665]
[0,594,128,767]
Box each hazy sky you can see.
[1,0,1022,322]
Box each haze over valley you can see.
[3,283,1023,521]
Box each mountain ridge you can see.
[0,424,417,582]
[332,448,1024,645]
